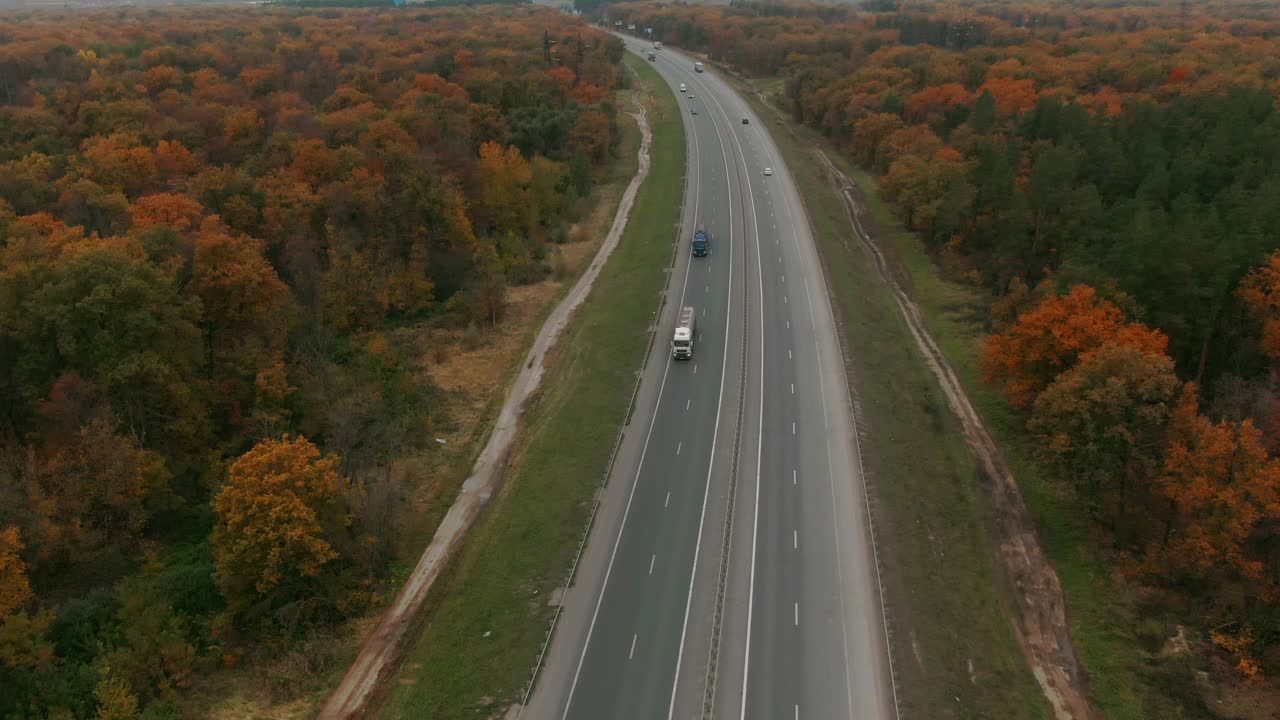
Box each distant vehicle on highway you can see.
[648,52,656,61]
[694,61,704,73]
[692,229,709,257]
[673,306,696,359]
[763,167,773,176]
[654,41,663,49]
[691,109,698,115]
[742,118,749,124]
[680,82,686,92]
[687,93,694,99]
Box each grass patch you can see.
[376,54,684,719]
[740,77,1210,719]
[735,77,1052,718]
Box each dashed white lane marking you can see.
[795,706,799,720]
[693,363,698,374]
[792,422,796,435]
[791,383,795,394]
[789,349,793,360]
[649,555,656,575]
[786,320,790,329]
[664,491,671,508]
[629,634,638,660]
[794,603,799,627]
[781,274,785,283]
[793,530,798,549]
[702,307,706,316]
[676,441,682,456]
[686,398,691,411]
[793,469,797,485]
[784,295,788,304]
[705,284,709,293]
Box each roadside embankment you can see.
[369,54,685,720]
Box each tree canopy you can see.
[0,5,624,717]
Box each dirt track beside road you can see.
[316,83,654,720]
[813,151,1093,720]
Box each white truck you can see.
[673,305,696,360]
[654,41,663,49]
[694,61,704,73]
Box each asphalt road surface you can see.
[520,38,895,720]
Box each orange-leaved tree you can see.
[0,525,53,674]
[1239,249,1280,365]
[212,435,352,630]
[0,527,31,617]
[189,217,292,380]
[22,393,173,574]
[1142,386,1280,612]
[982,284,1169,408]
[477,141,533,236]
[129,193,205,233]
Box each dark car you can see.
[742,118,749,124]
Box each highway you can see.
[520,38,895,720]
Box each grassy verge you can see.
[733,78,1052,718]
[739,77,1206,718]
[376,54,684,718]
[834,154,1208,720]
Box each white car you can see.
[763,167,773,176]
[687,93,694,98]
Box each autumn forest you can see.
[605,0,1280,711]
[7,0,1280,716]
[0,5,623,718]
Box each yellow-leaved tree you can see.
[212,435,352,633]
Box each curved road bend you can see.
[521,40,894,720]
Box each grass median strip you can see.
[377,54,684,719]
[734,77,1052,718]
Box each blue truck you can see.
[692,229,709,257]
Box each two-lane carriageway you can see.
[557,39,748,720]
